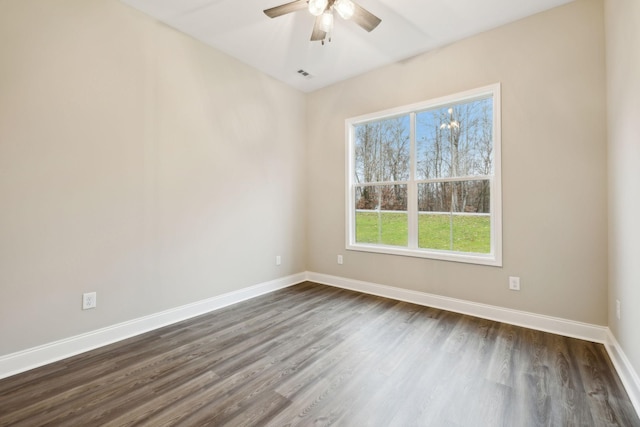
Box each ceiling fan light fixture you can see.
[308,0,328,16]
[263,0,381,43]
[320,10,334,33]
[334,0,355,19]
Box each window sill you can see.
[346,243,502,267]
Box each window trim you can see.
[345,83,502,266]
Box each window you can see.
[346,84,502,266]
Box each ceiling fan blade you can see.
[310,15,327,41]
[351,2,381,32]
[264,0,308,18]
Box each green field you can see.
[355,212,490,253]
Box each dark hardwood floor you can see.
[1,282,638,426]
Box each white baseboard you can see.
[306,272,608,343]
[605,330,640,416]
[0,273,306,380]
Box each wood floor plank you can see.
[0,282,638,427]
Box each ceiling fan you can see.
[264,0,382,45]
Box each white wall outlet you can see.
[337,255,343,265]
[276,255,281,266]
[82,292,97,310]
[616,300,621,320]
[508,276,520,291]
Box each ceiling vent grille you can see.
[297,69,313,79]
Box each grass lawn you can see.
[355,212,490,253]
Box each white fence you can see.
[355,209,490,217]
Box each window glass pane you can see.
[417,182,451,250]
[355,184,408,247]
[416,97,493,180]
[418,180,491,253]
[354,115,410,184]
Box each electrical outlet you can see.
[337,255,343,265]
[616,300,621,320]
[508,276,520,291]
[82,292,97,310]
[276,255,281,266]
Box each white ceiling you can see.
[120,0,574,93]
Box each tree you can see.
[355,116,409,210]
[416,98,493,214]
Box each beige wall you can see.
[307,0,608,324]
[0,0,307,355]
[606,0,640,384]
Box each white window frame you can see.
[345,83,502,266]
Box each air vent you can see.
[297,69,313,79]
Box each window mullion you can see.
[407,112,418,249]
